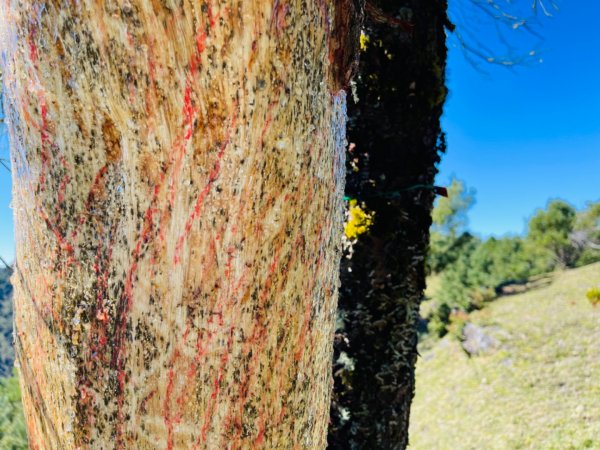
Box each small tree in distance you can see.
[428,178,476,274]
[527,199,578,268]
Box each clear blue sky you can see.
[438,0,600,237]
[1,1,599,263]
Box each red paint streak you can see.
[196,31,207,55]
[145,40,158,117]
[66,164,110,246]
[125,30,134,49]
[167,240,245,447]
[253,416,266,448]
[38,96,50,189]
[128,79,137,105]
[271,0,290,33]
[56,173,70,205]
[207,0,218,28]
[173,104,238,264]
[40,101,48,135]
[112,198,159,444]
[139,389,156,414]
[224,246,235,279]
[226,247,284,444]
[28,32,38,63]
[294,301,313,362]
[39,208,74,257]
[258,113,273,150]
[164,368,176,450]
[167,78,205,208]
[182,83,194,140]
[190,29,207,73]
[198,332,231,443]
[86,231,115,371]
[364,2,414,32]
[192,239,251,446]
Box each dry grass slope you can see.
[410,262,600,450]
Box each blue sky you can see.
[438,0,600,237]
[1,1,600,263]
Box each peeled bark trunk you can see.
[0,1,352,448]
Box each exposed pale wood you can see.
[0,1,348,448]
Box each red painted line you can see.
[253,415,266,448]
[173,104,238,264]
[226,247,284,444]
[39,208,74,257]
[182,83,194,141]
[68,164,108,243]
[198,331,231,443]
[28,31,38,63]
[271,0,290,34]
[164,368,176,450]
[139,389,156,414]
[145,40,158,117]
[207,0,218,28]
[112,199,159,445]
[196,31,207,56]
[37,95,50,190]
[56,173,70,206]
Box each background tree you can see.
[329,1,450,448]
[431,178,475,237]
[428,177,476,273]
[0,374,27,450]
[527,199,578,268]
[0,269,14,378]
[573,200,600,266]
[1,1,358,448]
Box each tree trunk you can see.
[0,1,353,448]
[329,1,449,448]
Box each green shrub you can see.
[428,303,452,337]
[446,310,469,340]
[586,287,600,306]
[0,374,28,450]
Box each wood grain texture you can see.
[0,1,348,448]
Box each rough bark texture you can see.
[329,1,449,449]
[0,1,352,448]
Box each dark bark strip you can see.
[329,1,450,449]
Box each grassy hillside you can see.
[410,262,600,450]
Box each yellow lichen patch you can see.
[345,199,374,240]
[359,31,370,52]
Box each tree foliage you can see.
[426,196,600,333]
[527,200,578,267]
[574,200,600,266]
[431,178,475,237]
[426,196,599,338]
[428,178,476,274]
[0,269,14,378]
[0,374,27,450]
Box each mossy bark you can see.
[1,1,354,448]
[329,1,449,448]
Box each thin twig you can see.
[0,255,13,273]
[0,158,10,173]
